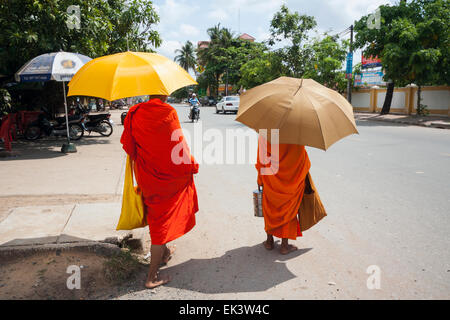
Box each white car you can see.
[215,96,240,114]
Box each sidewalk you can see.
[354,112,450,129]
[0,202,146,251]
[0,201,150,258]
[0,110,151,257]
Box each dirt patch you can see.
[0,248,149,300]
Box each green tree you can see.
[0,88,12,114]
[268,4,317,77]
[174,41,196,73]
[0,0,161,78]
[239,52,285,89]
[304,35,349,93]
[354,0,449,115]
[0,0,161,112]
[196,24,237,96]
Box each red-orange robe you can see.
[0,115,12,151]
[256,137,311,240]
[121,98,199,245]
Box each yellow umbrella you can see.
[67,51,197,101]
[236,77,359,150]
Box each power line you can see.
[333,27,350,38]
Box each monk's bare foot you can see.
[263,239,274,250]
[145,274,171,289]
[161,245,176,265]
[280,244,298,255]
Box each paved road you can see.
[120,104,450,299]
[1,104,449,299]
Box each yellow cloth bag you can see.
[116,155,147,230]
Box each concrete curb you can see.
[355,113,450,129]
[0,241,122,262]
[0,232,145,262]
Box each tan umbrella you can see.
[236,77,358,150]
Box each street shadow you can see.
[0,136,111,161]
[161,243,312,294]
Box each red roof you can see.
[239,33,256,41]
[197,41,210,49]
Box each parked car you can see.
[215,96,240,114]
[207,96,217,106]
[199,96,209,106]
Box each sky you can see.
[152,0,395,69]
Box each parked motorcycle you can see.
[74,104,113,137]
[121,111,127,125]
[24,111,84,141]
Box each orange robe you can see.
[256,137,311,240]
[120,99,199,245]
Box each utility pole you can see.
[346,25,354,103]
[238,8,240,35]
[225,69,229,96]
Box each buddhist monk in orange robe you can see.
[256,136,311,254]
[121,96,199,288]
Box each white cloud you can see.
[156,0,200,29]
[208,8,230,21]
[180,24,200,36]
[157,40,182,60]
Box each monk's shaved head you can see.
[149,95,168,103]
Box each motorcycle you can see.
[24,108,85,141]
[111,99,127,110]
[74,104,113,137]
[188,102,200,123]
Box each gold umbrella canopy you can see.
[236,77,359,150]
[67,51,197,101]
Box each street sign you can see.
[362,54,382,68]
[354,70,386,87]
[346,52,353,79]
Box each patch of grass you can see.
[103,249,142,284]
[37,269,47,277]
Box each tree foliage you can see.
[268,4,317,77]
[354,0,449,114]
[174,41,196,73]
[304,35,349,93]
[196,24,268,96]
[0,0,162,78]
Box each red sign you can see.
[362,55,382,68]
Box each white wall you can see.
[352,91,371,108]
[377,91,406,109]
[416,90,450,110]
[351,86,449,114]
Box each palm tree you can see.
[174,41,196,73]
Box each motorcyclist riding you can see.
[188,93,200,122]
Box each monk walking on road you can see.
[256,136,311,254]
[121,95,199,288]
